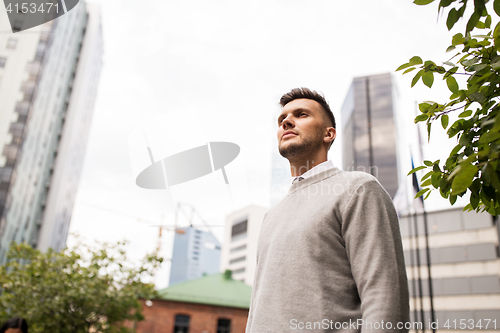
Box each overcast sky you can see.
[65,0,478,288]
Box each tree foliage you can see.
[0,241,163,333]
[399,0,500,215]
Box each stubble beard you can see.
[278,132,323,162]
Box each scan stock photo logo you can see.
[3,0,79,33]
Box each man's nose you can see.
[281,115,294,130]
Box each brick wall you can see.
[134,299,249,333]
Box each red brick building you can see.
[133,271,251,333]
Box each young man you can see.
[246,88,409,332]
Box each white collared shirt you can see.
[291,160,335,184]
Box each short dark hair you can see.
[279,87,336,129]
[0,318,28,333]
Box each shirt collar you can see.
[291,160,335,183]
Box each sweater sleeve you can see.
[341,177,410,332]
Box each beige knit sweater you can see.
[246,167,409,332]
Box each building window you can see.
[217,318,231,333]
[12,21,22,33]
[230,244,246,254]
[231,219,247,241]
[0,57,6,68]
[229,256,245,265]
[232,267,245,274]
[173,314,190,333]
[6,38,17,49]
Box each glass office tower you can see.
[169,227,221,286]
[341,72,400,198]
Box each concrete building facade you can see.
[0,1,103,262]
[400,207,500,332]
[220,204,267,286]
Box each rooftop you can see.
[157,271,252,309]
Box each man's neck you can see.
[289,155,328,177]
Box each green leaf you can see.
[439,0,453,7]
[452,33,465,45]
[459,110,473,117]
[466,12,480,33]
[495,0,500,16]
[415,188,430,199]
[424,160,434,166]
[419,102,432,113]
[471,193,480,209]
[474,0,486,15]
[483,163,500,191]
[411,70,424,87]
[447,8,461,30]
[421,170,434,181]
[439,176,450,189]
[441,114,450,129]
[409,56,423,66]
[422,71,434,88]
[479,131,500,143]
[415,114,429,123]
[463,203,474,211]
[431,173,440,188]
[408,165,427,175]
[469,64,487,71]
[459,132,469,146]
[486,15,492,29]
[403,67,416,74]
[451,162,478,194]
[450,144,463,156]
[469,92,485,103]
[494,22,500,49]
[396,63,411,72]
[462,58,479,66]
[449,194,458,205]
[446,76,459,93]
[414,0,435,5]
[421,179,433,187]
[446,45,456,52]
[444,66,458,78]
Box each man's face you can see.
[277,98,334,161]
[5,329,22,333]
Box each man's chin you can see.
[279,143,304,160]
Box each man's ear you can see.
[324,127,336,144]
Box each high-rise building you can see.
[341,72,401,198]
[220,204,267,286]
[341,72,500,330]
[0,1,103,263]
[169,227,221,286]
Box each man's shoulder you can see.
[326,169,381,186]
